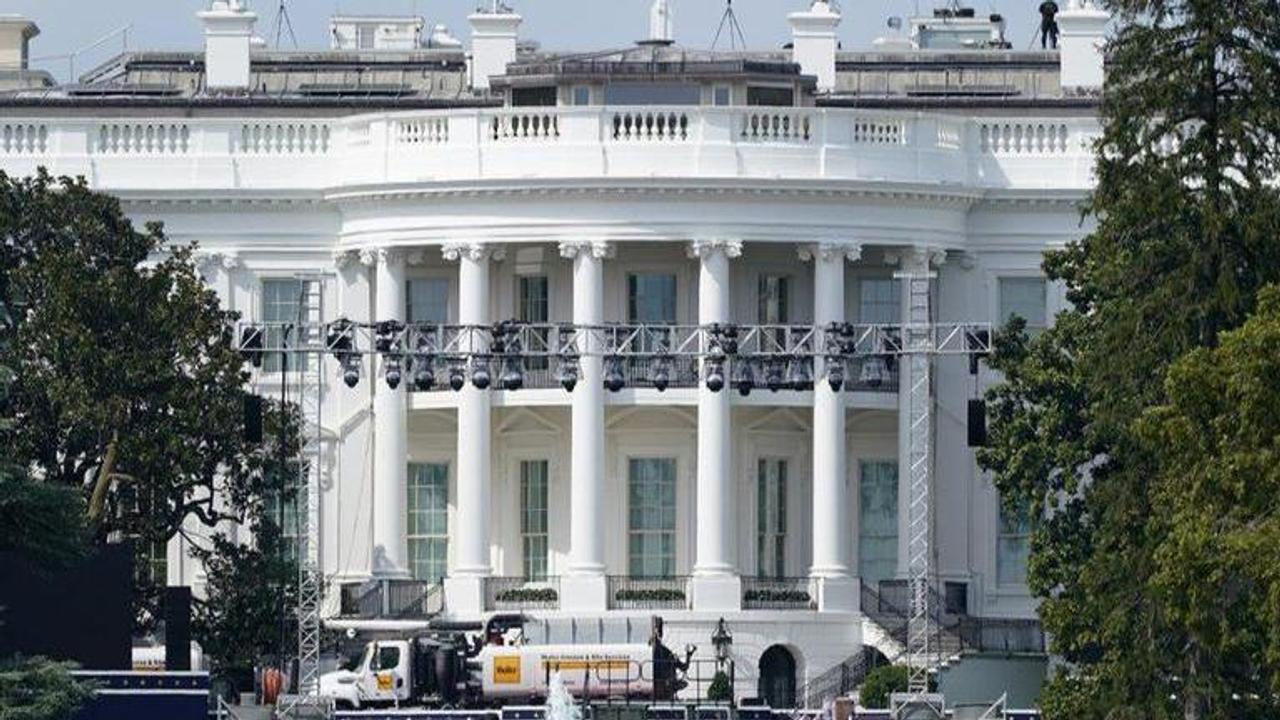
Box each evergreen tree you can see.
[979,1,1280,717]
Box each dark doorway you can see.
[758,645,797,709]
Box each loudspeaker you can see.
[164,586,192,671]
[243,394,263,444]
[967,399,988,447]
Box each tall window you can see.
[407,277,450,324]
[628,458,677,578]
[262,278,316,373]
[997,277,1048,334]
[264,465,304,563]
[756,458,788,579]
[627,273,677,324]
[517,275,549,370]
[758,275,790,324]
[997,503,1032,587]
[407,463,449,583]
[859,278,901,324]
[520,460,550,581]
[858,461,899,584]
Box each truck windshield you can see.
[378,646,400,671]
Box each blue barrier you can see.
[71,671,210,720]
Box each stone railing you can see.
[0,108,1100,192]
[607,575,690,610]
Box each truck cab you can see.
[320,639,413,709]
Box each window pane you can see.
[407,278,450,324]
[262,278,315,373]
[998,278,1048,329]
[756,458,788,579]
[997,503,1032,586]
[520,460,549,580]
[858,461,898,584]
[758,276,789,325]
[627,274,677,324]
[859,279,901,325]
[628,458,676,577]
[408,463,449,582]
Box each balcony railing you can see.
[607,576,690,610]
[0,109,1102,193]
[484,576,561,611]
[742,577,816,610]
[339,578,442,619]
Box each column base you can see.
[560,574,608,612]
[444,575,485,616]
[691,574,742,612]
[813,575,859,613]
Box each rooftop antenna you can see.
[273,0,299,49]
[711,0,746,51]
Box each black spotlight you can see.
[736,359,757,397]
[860,356,889,388]
[765,359,785,392]
[448,361,467,392]
[384,356,403,390]
[556,355,580,392]
[412,357,435,392]
[649,355,671,392]
[500,356,525,391]
[239,327,264,368]
[604,356,626,393]
[471,357,492,390]
[342,358,361,389]
[826,355,846,392]
[705,358,726,393]
[786,357,812,390]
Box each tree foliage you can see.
[978,0,1280,716]
[0,656,95,720]
[0,170,291,625]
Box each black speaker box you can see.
[243,393,263,444]
[968,399,988,447]
[164,586,192,671]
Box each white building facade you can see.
[0,0,1110,705]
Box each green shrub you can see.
[706,670,733,703]
[494,587,558,603]
[743,589,812,606]
[859,665,909,709]
[614,588,686,603]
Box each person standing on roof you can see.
[1039,0,1060,49]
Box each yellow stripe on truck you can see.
[541,660,633,671]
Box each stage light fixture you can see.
[471,357,492,390]
[765,359,785,392]
[825,355,846,392]
[555,355,580,392]
[448,361,467,392]
[786,357,811,390]
[649,355,671,392]
[604,355,626,393]
[736,358,756,397]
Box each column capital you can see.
[332,249,363,270]
[442,242,506,263]
[357,248,379,268]
[798,242,862,264]
[558,240,616,260]
[376,247,409,268]
[194,250,241,278]
[687,238,743,260]
[885,246,947,269]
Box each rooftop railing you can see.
[0,108,1101,192]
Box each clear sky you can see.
[8,0,1044,83]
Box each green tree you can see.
[978,0,1280,716]
[191,402,302,676]
[859,665,909,710]
[0,170,287,627]
[1137,286,1280,717]
[0,656,95,720]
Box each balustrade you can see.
[238,122,331,155]
[96,123,190,155]
[980,121,1070,154]
[396,117,449,146]
[489,111,560,141]
[612,111,689,141]
[740,110,813,143]
[0,124,46,154]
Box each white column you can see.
[372,248,410,578]
[689,239,743,611]
[893,247,943,578]
[802,242,861,612]
[443,242,502,614]
[559,241,612,611]
[335,249,375,580]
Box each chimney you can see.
[1056,0,1109,92]
[0,16,39,72]
[468,4,522,92]
[788,0,841,93]
[197,0,257,92]
[649,0,673,44]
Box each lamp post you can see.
[711,617,733,667]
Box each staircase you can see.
[800,581,1043,708]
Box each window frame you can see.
[260,277,318,374]
[627,457,678,579]
[407,462,450,584]
[519,459,550,581]
[857,459,899,585]
[756,457,789,579]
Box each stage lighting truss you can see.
[234,320,993,392]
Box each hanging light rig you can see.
[237,320,992,395]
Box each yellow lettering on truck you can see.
[493,656,521,685]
